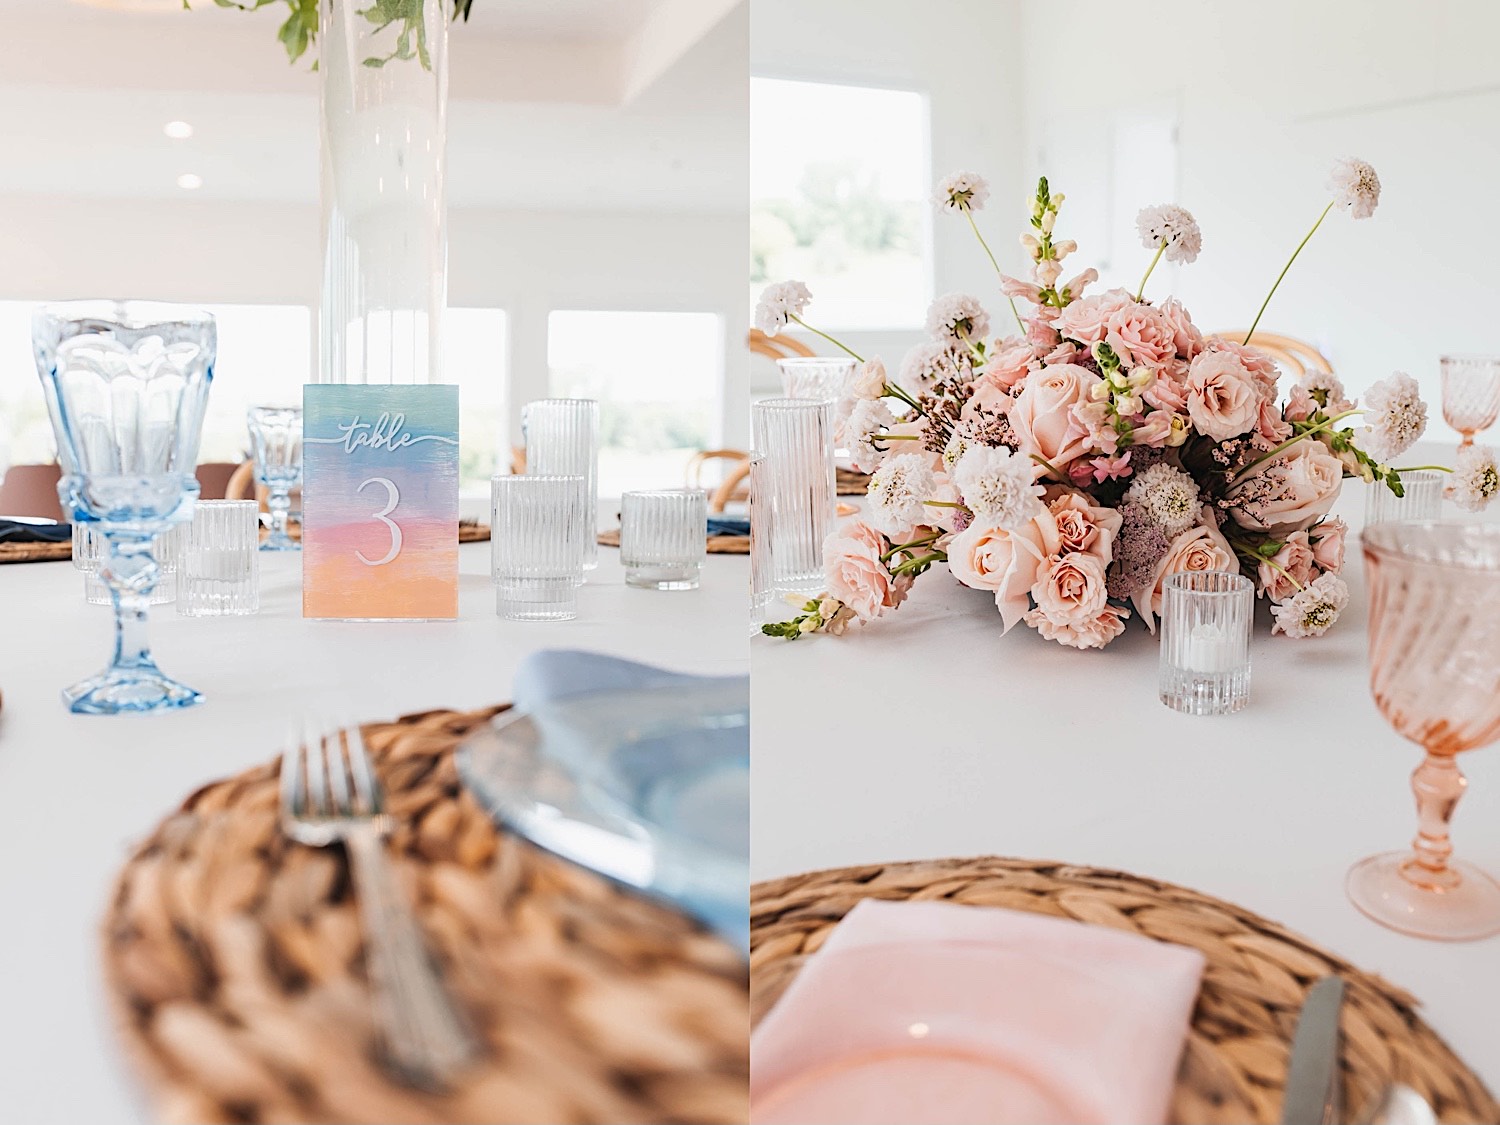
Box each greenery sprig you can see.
[186,0,475,66]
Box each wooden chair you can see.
[1213,331,1333,381]
[195,461,243,501]
[509,445,526,476]
[224,460,258,502]
[709,459,751,514]
[688,450,750,512]
[749,328,815,360]
[0,462,64,521]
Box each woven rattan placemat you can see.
[836,467,870,497]
[751,857,1496,1125]
[0,539,70,563]
[103,706,747,1125]
[597,528,750,556]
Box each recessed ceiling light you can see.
[163,121,193,140]
[176,173,203,191]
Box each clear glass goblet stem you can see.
[264,483,295,551]
[64,530,203,714]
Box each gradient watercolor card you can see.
[302,385,460,620]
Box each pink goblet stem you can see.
[1403,753,1466,890]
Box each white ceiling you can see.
[0,0,746,212]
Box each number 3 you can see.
[356,476,402,566]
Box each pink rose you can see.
[1031,551,1109,626]
[1203,337,1280,399]
[948,512,1063,631]
[822,522,904,622]
[852,357,888,399]
[1025,317,1060,351]
[1132,513,1237,631]
[1043,340,1082,366]
[1009,363,1104,470]
[984,340,1035,392]
[1257,530,1315,602]
[1156,297,1203,360]
[1227,439,1344,535]
[1284,384,1317,422]
[1025,603,1129,650]
[1185,350,1263,441]
[1311,518,1347,572]
[1048,491,1123,561]
[1104,303,1176,367]
[1053,289,1134,347]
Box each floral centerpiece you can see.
[758,161,1499,648]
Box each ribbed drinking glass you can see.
[81,522,184,606]
[177,500,261,617]
[491,474,587,621]
[620,489,707,590]
[33,300,214,714]
[1158,571,1253,715]
[777,357,855,402]
[247,405,302,551]
[752,398,835,594]
[749,452,772,632]
[1440,355,1500,449]
[522,398,598,572]
[1366,471,1443,526]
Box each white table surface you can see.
[0,540,747,1125]
[751,452,1500,1093]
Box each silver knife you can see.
[1282,975,1346,1124]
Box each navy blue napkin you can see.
[0,519,70,544]
[706,517,749,537]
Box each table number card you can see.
[302,385,460,620]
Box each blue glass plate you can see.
[455,678,749,954]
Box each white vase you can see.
[318,0,448,386]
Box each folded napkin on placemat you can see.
[0,518,70,544]
[751,899,1205,1125]
[707,516,749,537]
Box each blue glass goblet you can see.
[33,301,215,714]
[247,405,302,551]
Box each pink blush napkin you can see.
[751,899,1206,1125]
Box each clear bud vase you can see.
[319,0,448,386]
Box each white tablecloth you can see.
[751,456,1500,1092]
[0,541,747,1125]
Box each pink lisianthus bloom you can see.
[1025,602,1129,650]
[1142,366,1189,414]
[1132,511,1237,631]
[1203,337,1281,401]
[1052,289,1134,348]
[1156,297,1203,360]
[1310,517,1347,572]
[1043,340,1082,366]
[1104,302,1177,368]
[1256,399,1293,445]
[1185,349,1263,441]
[1009,363,1104,471]
[1030,550,1110,626]
[1025,317,1061,352]
[1284,384,1318,423]
[1257,530,1315,602]
[1048,491,1122,562]
[823,522,907,623]
[947,511,1063,632]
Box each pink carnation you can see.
[1156,298,1203,360]
[1053,289,1135,347]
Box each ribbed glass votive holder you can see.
[752,397,835,594]
[777,357,855,402]
[748,452,772,632]
[522,398,599,572]
[1159,570,1253,716]
[620,488,707,590]
[80,521,186,605]
[1366,471,1443,526]
[176,501,260,617]
[491,474,587,621]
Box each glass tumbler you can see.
[620,489,707,590]
[81,521,184,606]
[247,405,303,551]
[491,474,587,621]
[33,300,214,714]
[777,357,855,402]
[177,501,261,617]
[1440,355,1500,449]
[749,452,772,632]
[522,398,598,573]
[1158,571,1253,715]
[1366,471,1443,526]
[752,398,835,594]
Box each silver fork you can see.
[280,719,479,1090]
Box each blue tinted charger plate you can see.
[456,678,749,953]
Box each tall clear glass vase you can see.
[319,0,448,386]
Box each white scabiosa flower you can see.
[941,433,972,473]
[866,453,936,536]
[898,338,972,396]
[1135,203,1203,264]
[1123,462,1202,537]
[1445,445,1500,512]
[839,398,898,475]
[953,445,1044,530]
[1271,573,1350,638]
[934,171,990,213]
[754,280,812,336]
[925,293,991,345]
[1328,157,1381,220]
[1299,369,1352,413]
[1360,371,1428,462]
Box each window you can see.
[195,304,313,462]
[447,307,509,494]
[547,310,722,497]
[751,77,931,330]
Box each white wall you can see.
[749,0,1027,389]
[1018,0,1500,442]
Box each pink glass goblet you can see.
[1349,522,1500,940]
[1440,355,1500,450]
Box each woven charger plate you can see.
[0,538,70,563]
[751,857,1497,1125]
[103,707,747,1125]
[597,528,749,556]
[836,468,870,496]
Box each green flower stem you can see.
[881,535,940,562]
[965,206,1026,334]
[883,382,927,418]
[878,433,922,440]
[956,328,986,364]
[788,314,864,363]
[922,500,964,508]
[890,551,946,577]
[1389,465,1452,473]
[1244,200,1335,344]
[1030,454,1065,480]
[1231,409,1361,483]
[1135,239,1167,301]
